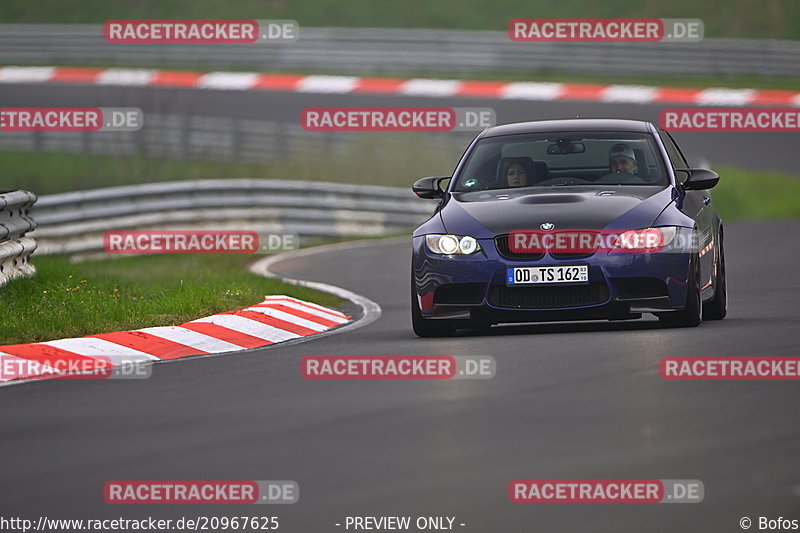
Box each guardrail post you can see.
[32,129,43,152]
[0,190,38,288]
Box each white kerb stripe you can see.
[243,306,328,332]
[137,326,246,353]
[0,66,55,83]
[401,79,460,97]
[265,299,347,320]
[696,88,755,106]
[97,68,156,86]
[297,75,359,94]
[602,85,657,103]
[259,297,348,319]
[792,94,800,108]
[41,338,159,361]
[191,315,299,343]
[262,296,348,318]
[255,301,349,323]
[0,351,60,380]
[500,82,563,101]
[198,72,260,90]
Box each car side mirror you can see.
[679,168,720,190]
[412,176,449,199]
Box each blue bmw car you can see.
[411,119,726,337]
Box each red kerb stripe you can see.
[178,323,272,349]
[91,331,204,360]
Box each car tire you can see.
[703,232,727,321]
[411,276,457,338]
[660,251,702,328]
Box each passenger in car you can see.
[499,157,541,187]
[608,143,639,175]
[505,162,528,187]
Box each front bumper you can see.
[412,233,693,322]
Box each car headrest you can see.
[632,148,650,179]
[496,157,549,186]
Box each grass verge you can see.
[711,167,800,221]
[0,253,344,345]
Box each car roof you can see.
[479,118,653,138]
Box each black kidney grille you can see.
[495,235,545,260]
[496,235,596,259]
[489,282,610,309]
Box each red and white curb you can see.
[0,65,798,107]
[0,295,350,383]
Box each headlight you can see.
[612,227,677,251]
[425,235,481,255]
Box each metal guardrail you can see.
[0,24,798,77]
[31,179,434,255]
[0,190,38,287]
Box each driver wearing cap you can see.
[608,143,638,175]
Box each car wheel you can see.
[703,233,727,320]
[660,251,702,328]
[411,275,456,338]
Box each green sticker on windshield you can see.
[464,178,477,188]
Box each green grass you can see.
[0,253,343,345]
[2,0,799,39]
[712,167,800,221]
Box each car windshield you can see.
[452,131,668,192]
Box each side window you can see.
[658,129,688,170]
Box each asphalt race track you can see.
[0,83,798,174]
[2,81,800,530]
[2,219,800,531]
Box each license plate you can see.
[507,265,588,285]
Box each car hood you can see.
[441,186,674,237]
